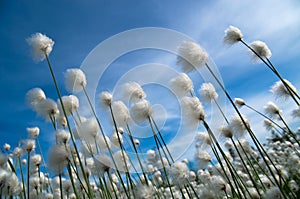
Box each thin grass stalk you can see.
[150,116,175,163]
[205,62,289,198]
[44,54,94,198]
[18,157,26,199]
[126,124,149,185]
[213,99,230,124]
[266,58,300,102]
[27,151,30,199]
[108,104,134,195]
[230,138,263,197]
[277,113,300,147]
[236,140,267,191]
[207,130,241,198]
[203,120,252,198]
[244,104,285,132]
[81,86,129,198]
[148,117,175,199]
[239,39,299,106]
[59,173,63,199]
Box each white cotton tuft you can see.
[181,96,205,126]
[195,150,211,169]
[64,68,87,93]
[26,33,54,62]
[100,91,113,107]
[130,100,152,123]
[94,154,112,173]
[78,117,99,142]
[22,139,36,152]
[57,95,79,116]
[135,184,154,199]
[224,26,243,44]
[177,41,208,73]
[110,131,123,149]
[234,98,245,107]
[56,129,71,144]
[111,101,130,127]
[199,82,218,103]
[264,101,281,118]
[270,79,297,100]
[26,88,46,110]
[229,114,250,138]
[123,82,146,102]
[169,161,189,185]
[48,145,69,174]
[113,150,130,172]
[27,127,40,138]
[169,73,194,97]
[35,98,59,121]
[250,40,272,60]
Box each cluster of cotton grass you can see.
[0,27,299,199]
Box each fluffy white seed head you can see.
[48,145,69,174]
[177,41,208,73]
[26,88,46,110]
[111,101,130,127]
[22,139,36,152]
[56,129,71,144]
[169,73,194,97]
[224,25,243,44]
[195,150,211,169]
[64,68,87,93]
[100,91,113,107]
[78,117,99,142]
[26,33,54,62]
[94,154,112,173]
[264,101,281,118]
[263,119,274,131]
[110,131,123,149]
[169,161,189,185]
[113,150,130,172]
[219,126,233,138]
[13,147,24,158]
[234,98,245,107]
[229,114,250,138]
[270,79,297,100]
[130,100,152,123]
[35,98,59,121]
[57,95,79,116]
[27,127,40,138]
[181,96,205,126]
[250,40,272,60]
[199,82,218,103]
[135,184,154,199]
[123,82,146,102]
[3,143,10,151]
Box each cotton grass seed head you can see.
[35,98,59,121]
[177,41,208,73]
[234,98,245,107]
[250,40,272,60]
[26,33,54,62]
[111,100,130,127]
[181,96,205,125]
[169,73,194,97]
[264,101,281,118]
[64,68,87,93]
[123,82,146,102]
[48,145,69,174]
[26,88,46,110]
[57,95,79,116]
[229,114,250,138]
[27,126,40,138]
[270,79,297,100]
[199,82,218,103]
[100,91,113,107]
[130,100,152,123]
[224,25,243,44]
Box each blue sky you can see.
[1,0,300,161]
